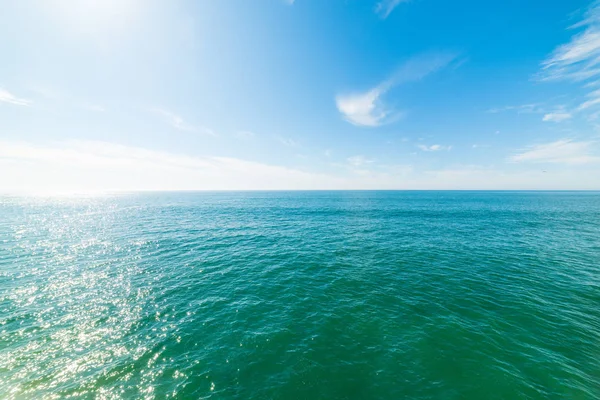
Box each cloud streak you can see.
[541,2,600,82]
[0,88,32,106]
[374,0,410,19]
[347,155,374,167]
[542,112,572,122]
[417,144,451,151]
[275,136,299,147]
[1,140,599,191]
[0,140,342,192]
[488,103,545,114]
[336,51,457,127]
[509,139,599,164]
[154,108,216,136]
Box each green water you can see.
[1,191,599,399]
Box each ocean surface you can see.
[1,191,599,399]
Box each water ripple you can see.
[0,192,599,399]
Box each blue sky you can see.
[2,0,600,191]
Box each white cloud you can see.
[576,88,600,111]
[579,97,600,110]
[417,144,451,151]
[509,139,599,164]
[347,155,374,167]
[420,166,600,190]
[0,88,32,106]
[1,140,599,191]
[472,144,491,149]
[276,136,299,147]
[0,140,344,192]
[541,2,600,82]
[487,103,545,114]
[154,108,216,136]
[375,0,410,19]
[542,112,572,122]
[336,89,390,127]
[491,102,574,123]
[336,51,457,127]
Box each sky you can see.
[2,0,600,192]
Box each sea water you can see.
[1,191,599,399]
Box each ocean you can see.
[1,191,599,399]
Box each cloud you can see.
[420,166,600,190]
[347,155,374,167]
[575,88,600,111]
[336,89,390,127]
[375,0,410,19]
[2,140,599,191]
[336,51,457,127]
[275,136,299,147]
[490,102,574,122]
[541,2,600,82]
[542,112,572,122]
[417,144,451,151]
[472,144,491,149]
[487,103,545,114]
[0,140,343,192]
[154,108,216,136]
[0,88,32,106]
[509,139,599,164]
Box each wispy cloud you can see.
[2,140,599,191]
[472,144,491,149]
[542,112,572,122]
[347,155,374,167]
[154,108,195,131]
[374,0,410,19]
[535,4,600,121]
[541,2,600,82]
[509,139,599,164]
[487,103,545,114]
[489,102,574,122]
[336,51,457,127]
[417,144,451,151]
[275,136,299,147]
[576,88,600,111]
[0,140,343,192]
[0,88,32,106]
[153,108,216,136]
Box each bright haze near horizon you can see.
[2,0,600,192]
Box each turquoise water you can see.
[1,191,599,399]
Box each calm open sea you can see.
[1,191,599,399]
